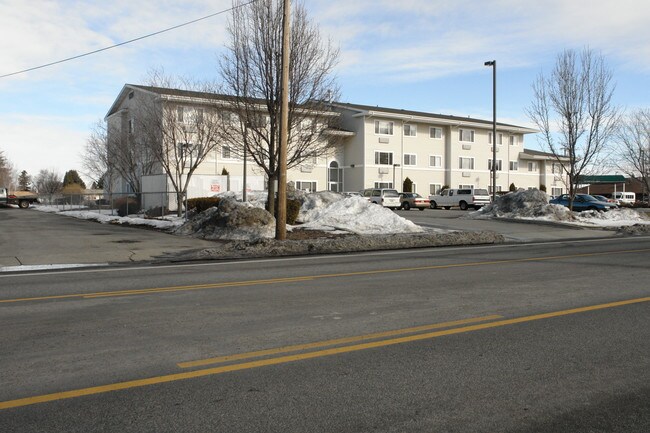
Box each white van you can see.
[362,188,401,209]
[612,192,635,206]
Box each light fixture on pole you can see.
[484,60,497,201]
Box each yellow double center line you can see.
[1,296,648,410]
[2,248,648,304]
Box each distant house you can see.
[105,84,566,205]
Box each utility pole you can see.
[485,60,497,201]
[276,0,291,240]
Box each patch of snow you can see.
[0,263,107,273]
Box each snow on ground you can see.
[33,206,185,230]
[470,189,650,227]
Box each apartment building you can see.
[105,85,566,200]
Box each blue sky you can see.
[1,0,649,183]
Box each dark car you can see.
[549,194,617,211]
[398,193,430,211]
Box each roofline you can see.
[331,102,538,134]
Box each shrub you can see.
[187,197,221,213]
[539,184,547,192]
[145,206,167,217]
[509,183,517,192]
[286,199,301,225]
[115,197,140,217]
[402,177,413,193]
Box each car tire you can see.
[18,200,29,209]
[402,202,410,210]
[459,201,468,210]
[430,201,437,209]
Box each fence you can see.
[37,191,184,217]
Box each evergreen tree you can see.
[18,170,31,191]
[62,170,87,189]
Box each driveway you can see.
[0,207,219,268]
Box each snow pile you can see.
[34,206,184,230]
[298,193,423,234]
[472,189,650,227]
[175,197,275,240]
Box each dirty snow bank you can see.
[471,189,649,227]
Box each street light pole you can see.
[276,0,291,240]
[485,60,497,201]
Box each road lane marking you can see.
[1,296,648,410]
[177,315,504,368]
[2,248,649,303]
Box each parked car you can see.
[549,194,617,211]
[429,188,491,210]
[398,193,430,211]
[362,188,401,209]
[592,195,618,206]
[342,191,361,197]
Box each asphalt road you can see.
[1,236,649,432]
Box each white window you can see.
[429,155,442,167]
[375,120,394,135]
[488,132,503,145]
[430,184,442,195]
[296,181,317,192]
[488,159,502,171]
[177,106,184,122]
[403,124,416,137]
[459,184,474,189]
[221,146,232,159]
[509,135,517,146]
[552,163,562,174]
[374,182,393,189]
[459,129,475,142]
[509,161,518,171]
[489,185,502,194]
[404,154,417,166]
[528,162,538,172]
[551,187,563,196]
[375,151,393,165]
[459,157,474,170]
[430,127,442,139]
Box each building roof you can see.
[577,175,627,184]
[332,102,538,134]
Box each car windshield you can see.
[384,190,399,197]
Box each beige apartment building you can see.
[106,85,567,201]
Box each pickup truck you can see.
[0,187,39,208]
[429,188,491,210]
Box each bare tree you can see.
[138,73,225,216]
[527,48,619,209]
[0,150,16,189]
[219,0,340,216]
[82,120,116,195]
[616,108,650,201]
[34,169,62,203]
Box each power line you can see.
[0,0,258,79]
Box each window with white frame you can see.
[430,184,442,195]
[296,181,317,192]
[489,185,503,194]
[459,129,475,142]
[551,187,563,196]
[552,163,562,174]
[403,124,416,137]
[176,106,184,122]
[528,161,538,172]
[375,151,393,165]
[128,118,134,134]
[374,120,394,135]
[509,161,519,171]
[404,154,417,166]
[459,157,474,170]
[430,127,442,139]
[509,135,517,146]
[221,145,232,159]
[459,184,474,189]
[489,132,503,145]
[374,182,393,189]
[429,155,442,167]
[488,159,503,171]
